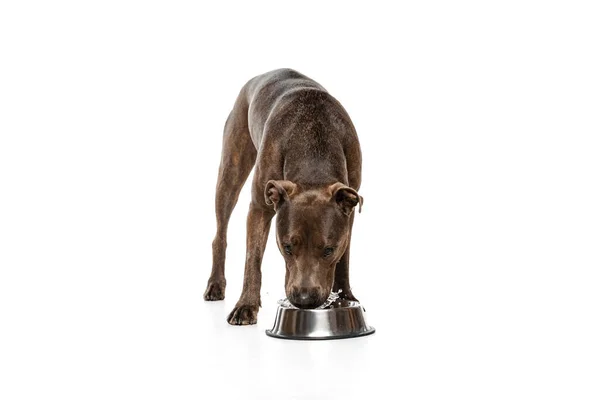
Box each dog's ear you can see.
[329,182,363,216]
[265,180,297,211]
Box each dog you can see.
[203,68,364,325]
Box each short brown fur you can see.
[203,69,364,325]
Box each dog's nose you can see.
[289,286,323,309]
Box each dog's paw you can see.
[227,303,259,325]
[204,279,226,301]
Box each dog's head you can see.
[265,180,363,309]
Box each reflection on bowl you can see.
[266,298,375,340]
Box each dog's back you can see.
[239,68,360,186]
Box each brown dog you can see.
[203,68,364,325]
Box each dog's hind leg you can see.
[204,94,256,301]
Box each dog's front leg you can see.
[227,205,274,325]
[333,212,359,302]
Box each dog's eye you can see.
[323,247,334,257]
[283,244,293,255]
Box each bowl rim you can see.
[277,299,363,312]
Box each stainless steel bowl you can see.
[266,299,375,340]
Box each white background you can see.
[1,1,599,399]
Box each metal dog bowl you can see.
[266,297,375,340]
